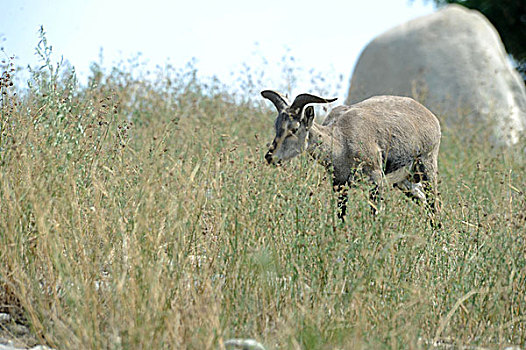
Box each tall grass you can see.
[1,33,525,349]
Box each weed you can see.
[0,33,525,350]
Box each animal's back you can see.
[328,95,441,173]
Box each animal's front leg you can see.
[368,185,380,216]
[335,184,348,221]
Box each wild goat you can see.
[262,90,441,224]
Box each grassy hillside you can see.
[1,41,525,349]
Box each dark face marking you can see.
[265,107,313,164]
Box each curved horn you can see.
[261,90,290,112]
[290,94,337,111]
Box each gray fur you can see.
[262,90,441,222]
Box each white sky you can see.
[0,0,435,99]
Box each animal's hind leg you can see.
[395,179,426,203]
[414,151,441,227]
[368,169,385,216]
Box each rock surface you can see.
[0,346,52,350]
[346,4,526,146]
[0,313,46,350]
[224,338,266,350]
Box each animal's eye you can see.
[290,122,300,134]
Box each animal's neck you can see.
[307,122,341,169]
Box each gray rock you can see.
[224,338,266,350]
[0,344,53,350]
[347,4,526,146]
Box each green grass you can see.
[1,35,525,349]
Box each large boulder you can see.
[346,4,526,146]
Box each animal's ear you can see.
[304,106,315,128]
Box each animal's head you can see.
[262,90,337,164]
